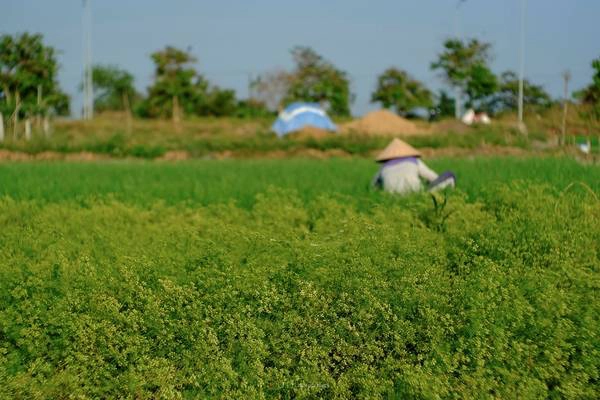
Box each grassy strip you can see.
[0,121,542,159]
[0,157,597,207]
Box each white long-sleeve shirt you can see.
[373,157,439,195]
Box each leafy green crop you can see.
[0,157,598,207]
[0,158,599,398]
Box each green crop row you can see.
[0,158,599,398]
[0,157,599,208]
[0,183,598,398]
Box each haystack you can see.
[341,110,420,136]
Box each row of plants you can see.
[0,124,541,159]
[0,157,598,207]
[0,182,598,398]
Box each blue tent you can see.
[271,102,337,137]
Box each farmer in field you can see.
[372,138,455,194]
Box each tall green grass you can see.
[0,157,598,207]
[0,157,599,398]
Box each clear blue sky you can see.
[2,0,599,116]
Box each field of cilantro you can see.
[0,157,599,399]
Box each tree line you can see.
[0,33,70,138]
[1,32,599,134]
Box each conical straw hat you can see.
[375,138,421,161]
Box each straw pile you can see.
[341,110,422,136]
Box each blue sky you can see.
[2,0,599,116]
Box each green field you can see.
[0,157,599,398]
[1,157,599,206]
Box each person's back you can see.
[372,138,455,195]
[379,157,438,194]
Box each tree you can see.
[283,46,352,117]
[143,46,209,120]
[234,98,273,118]
[91,65,137,114]
[575,57,600,105]
[430,90,456,120]
[140,46,241,120]
[250,69,292,111]
[464,63,498,111]
[492,71,552,113]
[431,38,496,112]
[574,57,600,127]
[0,32,70,124]
[199,87,237,117]
[371,68,433,115]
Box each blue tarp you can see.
[271,102,337,137]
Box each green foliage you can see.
[199,87,237,117]
[0,32,70,117]
[0,157,597,208]
[431,38,497,110]
[574,57,600,124]
[492,71,552,114]
[371,68,433,115]
[430,90,456,120]
[91,64,137,112]
[139,46,243,118]
[0,117,548,158]
[0,121,544,159]
[234,99,275,119]
[283,46,352,117]
[575,57,600,105]
[431,38,491,84]
[0,162,598,398]
[464,63,498,111]
[141,46,208,118]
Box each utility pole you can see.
[82,0,87,119]
[561,70,571,146]
[517,0,527,132]
[454,0,465,120]
[82,0,93,120]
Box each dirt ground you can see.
[0,150,111,162]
